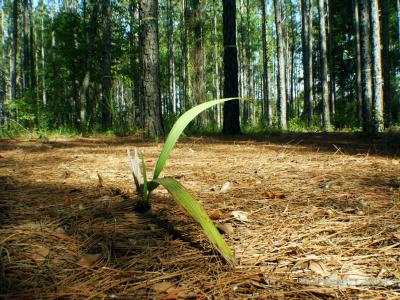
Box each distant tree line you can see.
[0,0,399,137]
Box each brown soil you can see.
[0,133,399,299]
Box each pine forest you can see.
[0,0,399,135]
[1,1,400,298]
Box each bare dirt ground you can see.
[0,133,399,299]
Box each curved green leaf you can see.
[154,177,235,264]
[151,98,251,185]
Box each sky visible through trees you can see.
[0,0,399,137]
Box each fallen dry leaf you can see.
[220,182,233,193]
[64,197,72,207]
[77,253,102,268]
[343,267,370,280]
[124,212,137,221]
[262,191,285,199]
[232,210,249,222]
[32,246,50,265]
[217,223,234,235]
[308,260,329,277]
[209,209,222,220]
[151,281,175,293]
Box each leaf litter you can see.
[0,134,400,298]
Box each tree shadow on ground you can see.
[1,131,398,157]
[0,173,223,298]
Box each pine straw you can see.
[0,134,399,299]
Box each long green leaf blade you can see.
[152,98,251,183]
[154,177,235,264]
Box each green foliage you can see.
[151,98,250,183]
[129,98,253,264]
[7,97,36,123]
[154,177,234,263]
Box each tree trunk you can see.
[80,0,99,132]
[327,0,335,119]
[101,0,112,130]
[274,0,287,130]
[222,0,240,135]
[289,1,295,118]
[28,0,37,125]
[129,1,141,126]
[397,0,400,51]
[242,0,252,124]
[11,0,19,101]
[50,0,56,111]
[22,0,29,90]
[167,0,176,114]
[301,0,313,127]
[39,0,46,106]
[190,0,205,125]
[261,0,271,125]
[396,0,400,122]
[381,0,391,127]
[181,0,189,111]
[0,0,5,126]
[359,0,372,133]
[353,0,362,123]
[370,0,383,132]
[318,0,330,130]
[212,0,221,127]
[140,0,163,137]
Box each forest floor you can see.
[0,133,400,299]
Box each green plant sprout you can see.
[128,98,251,264]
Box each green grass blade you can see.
[154,177,235,264]
[151,98,251,184]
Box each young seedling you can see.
[128,98,250,264]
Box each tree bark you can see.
[222,0,240,135]
[181,0,189,111]
[381,0,391,127]
[140,0,164,137]
[397,0,400,51]
[327,0,335,119]
[167,0,176,114]
[359,0,372,133]
[301,0,313,127]
[289,1,295,118]
[28,0,37,124]
[370,0,383,132]
[129,1,142,126]
[239,0,244,102]
[101,0,112,130]
[0,0,5,126]
[261,0,271,125]
[22,0,29,90]
[242,0,252,124]
[212,0,221,127]
[190,0,205,125]
[39,0,46,106]
[318,0,330,130]
[353,0,362,123]
[274,0,287,130]
[80,0,99,132]
[11,0,19,101]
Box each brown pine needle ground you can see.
[0,133,399,299]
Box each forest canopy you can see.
[0,0,399,137]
